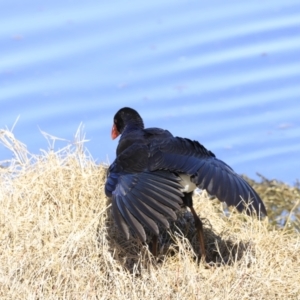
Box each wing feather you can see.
[106,169,184,241]
[150,137,267,215]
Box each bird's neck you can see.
[122,119,144,134]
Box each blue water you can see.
[1,0,300,185]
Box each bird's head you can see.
[111,107,144,139]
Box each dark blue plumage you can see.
[105,107,267,256]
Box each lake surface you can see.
[1,0,300,185]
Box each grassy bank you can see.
[0,129,299,299]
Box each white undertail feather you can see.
[179,173,197,193]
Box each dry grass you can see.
[0,128,299,299]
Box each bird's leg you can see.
[189,206,206,261]
[182,192,206,261]
[151,235,158,256]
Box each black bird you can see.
[105,107,267,258]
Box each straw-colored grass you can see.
[0,128,299,299]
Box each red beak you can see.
[111,124,120,140]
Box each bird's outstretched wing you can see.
[105,142,184,242]
[149,137,267,216]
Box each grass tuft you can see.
[0,128,299,299]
